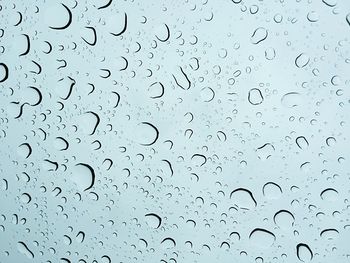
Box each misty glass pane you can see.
[0,0,350,262]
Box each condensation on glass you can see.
[0,0,349,262]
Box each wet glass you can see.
[0,0,350,262]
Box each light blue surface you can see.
[0,0,350,262]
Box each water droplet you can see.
[161,237,176,249]
[230,188,257,209]
[71,163,95,191]
[281,92,302,108]
[296,136,309,149]
[145,213,162,229]
[320,188,338,201]
[295,53,310,68]
[320,229,339,240]
[248,88,264,105]
[274,210,295,229]
[262,182,282,199]
[17,241,34,259]
[307,11,319,22]
[251,27,268,44]
[265,47,276,60]
[296,243,313,262]
[249,228,276,248]
[20,193,31,204]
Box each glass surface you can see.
[0,0,350,262]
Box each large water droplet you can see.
[249,228,276,248]
[295,53,310,68]
[230,188,257,209]
[296,243,313,262]
[17,242,34,259]
[145,213,162,229]
[71,163,95,191]
[251,27,268,44]
[248,88,264,105]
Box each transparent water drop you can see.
[145,213,162,229]
[295,53,310,68]
[251,27,268,44]
[274,210,295,229]
[248,88,264,105]
[262,182,282,199]
[281,92,302,108]
[161,237,176,249]
[71,163,95,191]
[17,241,34,259]
[249,228,276,248]
[230,188,257,209]
[296,243,313,262]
